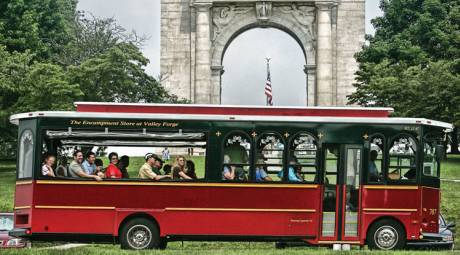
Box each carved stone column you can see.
[194,2,212,104]
[315,2,334,106]
[304,64,316,106]
[211,65,224,104]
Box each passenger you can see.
[163,164,172,175]
[279,158,302,182]
[82,151,97,175]
[94,158,104,176]
[105,152,122,179]
[55,157,68,177]
[222,155,236,180]
[185,160,197,180]
[139,153,169,180]
[69,150,102,181]
[118,155,130,179]
[172,155,192,180]
[41,154,56,177]
[388,169,401,180]
[368,150,379,181]
[255,158,272,182]
[295,164,304,181]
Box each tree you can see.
[0,3,185,159]
[0,46,82,159]
[58,12,146,66]
[68,42,167,103]
[349,0,460,153]
[0,0,77,61]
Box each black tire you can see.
[158,238,168,250]
[275,242,287,249]
[120,218,160,250]
[367,219,406,250]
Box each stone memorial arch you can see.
[160,0,364,106]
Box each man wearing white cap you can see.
[138,153,169,180]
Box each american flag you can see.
[265,58,273,106]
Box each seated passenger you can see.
[139,153,169,180]
[255,158,272,182]
[163,164,172,175]
[185,160,197,180]
[388,169,401,180]
[279,158,302,182]
[105,152,122,179]
[82,151,97,175]
[94,158,104,176]
[368,150,379,181]
[69,150,102,181]
[55,157,68,177]
[172,156,192,180]
[118,155,130,179]
[222,155,236,180]
[295,165,304,181]
[42,154,56,177]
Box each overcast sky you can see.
[78,0,382,106]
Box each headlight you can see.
[442,235,453,242]
[6,238,24,246]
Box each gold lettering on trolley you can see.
[69,119,179,128]
[429,208,437,215]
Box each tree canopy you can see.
[349,0,460,125]
[0,0,183,159]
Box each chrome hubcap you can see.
[127,225,152,249]
[374,226,398,250]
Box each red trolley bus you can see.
[9,103,451,250]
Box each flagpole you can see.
[265,57,271,106]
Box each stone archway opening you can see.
[221,27,307,106]
[160,1,365,106]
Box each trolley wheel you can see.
[367,219,406,250]
[275,241,287,249]
[158,237,168,250]
[120,218,160,250]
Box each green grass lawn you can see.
[0,155,459,254]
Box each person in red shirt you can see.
[105,152,122,179]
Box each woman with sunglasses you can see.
[172,155,192,180]
[105,152,122,179]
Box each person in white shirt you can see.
[42,154,56,177]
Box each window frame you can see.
[386,134,419,184]
[38,127,210,182]
[220,131,253,182]
[17,129,34,180]
[254,131,286,182]
[366,134,386,184]
[422,132,443,178]
[287,131,319,184]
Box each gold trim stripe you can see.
[421,186,440,190]
[35,205,115,210]
[36,180,318,189]
[290,219,312,223]
[364,185,418,190]
[165,207,316,213]
[14,206,31,210]
[16,181,33,185]
[363,208,417,212]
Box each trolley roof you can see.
[9,102,452,130]
[74,102,394,118]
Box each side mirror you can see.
[446,222,456,229]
